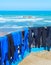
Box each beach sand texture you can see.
[19,51,51,65]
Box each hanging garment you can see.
[1,36,8,65]
[33,27,42,48]
[42,27,47,50]
[12,31,22,46]
[31,27,35,47]
[37,27,42,48]
[18,30,25,59]
[7,34,15,62]
[0,38,1,65]
[46,27,51,51]
[28,27,33,52]
[33,27,38,47]
[31,27,42,48]
[12,31,22,61]
[21,28,29,59]
[12,31,22,54]
[23,28,29,51]
[46,37,51,51]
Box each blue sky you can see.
[0,0,51,11]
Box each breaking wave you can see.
[0,16,44,23]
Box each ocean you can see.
[0,11,51,16]
[0,11,51,35]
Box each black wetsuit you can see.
[28,28,33,52]
[46,27,51,51]
[42,27,47,50]
[33,27,42,48]
[7,34,15,63]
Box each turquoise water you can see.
[0,11,51,16]
[0,11,51,33]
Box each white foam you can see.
[35,18,44,21]
[0,25,28,28]
[0,17,7,23]
[0,17,44,23]
[44,20,51,22]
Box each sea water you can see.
[0,11,51,34]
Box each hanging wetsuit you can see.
[31,28,35,47]
[1,36,8,65]
[28,27,33,52]
[24,28,29,51]
[46,27,51,51]
[33,27,42,48]
[12,31,22,61]
[0,41,1,65]
[7,34,15,63]
[42,27,47,50]
[37,27,42,48]
[21,28,29,58]
[31,27,42,48]
[20,30,25,59]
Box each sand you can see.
[19,51,51,65]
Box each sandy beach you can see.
[19,51,51,65]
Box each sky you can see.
[0,0,51,11]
